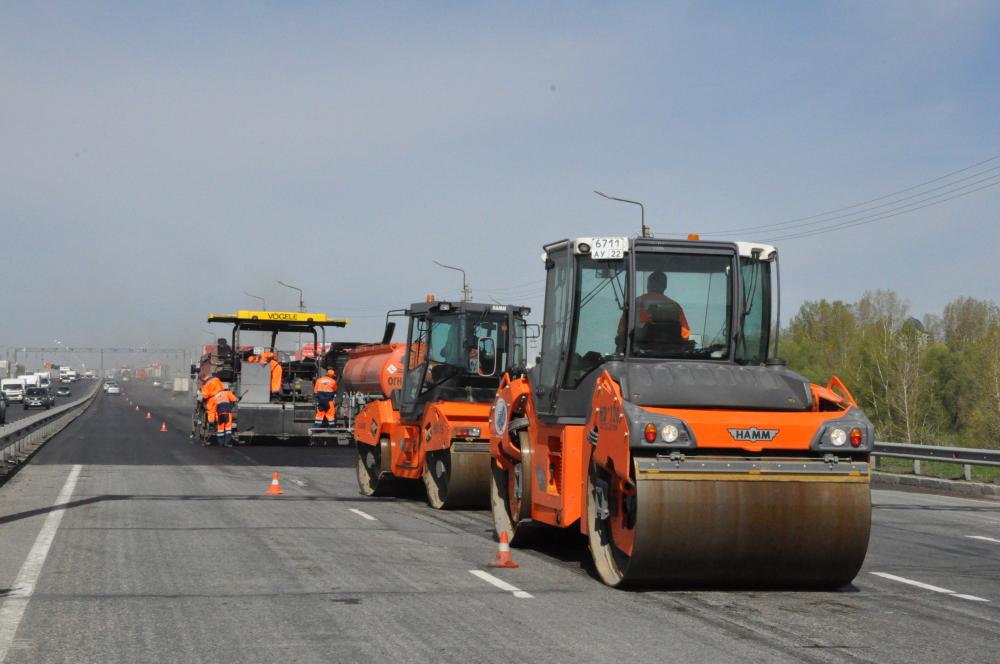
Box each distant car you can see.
[23,387,53,410]
[103,381,118,393]
[106,384,121,395]
[56,386,72,397]
[152,380,161,387]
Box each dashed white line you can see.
[348,508,377,521]
[872,572,989,602]
[966,535,1000,544]
[469,570,533,599]
[0,464,83,662]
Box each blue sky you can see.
[2,2,999,366]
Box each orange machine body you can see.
[490,370,865,538]
[354,390,492,480]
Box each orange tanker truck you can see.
[350,298,532,508]
[488,235,873,587]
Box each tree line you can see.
[781,291,1000,447]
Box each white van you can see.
[1,379,25,403]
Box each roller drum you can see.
[590,461,871,588]
[424,447,492,509]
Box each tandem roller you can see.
[487,234,876,588]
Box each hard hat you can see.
[327,369,336,377]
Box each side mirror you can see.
[477,337,497,377]
[189,364,198,378]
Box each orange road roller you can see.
[488,236,872,587]
[350,298,533,508]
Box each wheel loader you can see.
[352,298,532,508]
[488,236,873,587]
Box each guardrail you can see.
[873,442,1000,481]
[0,381,102,475]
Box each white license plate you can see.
[591,236,627,259]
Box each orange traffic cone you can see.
[489,531,519,569]
[265,472,284,495]
[146,411,152,420]
[160,422,168,432]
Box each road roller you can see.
[488,235,873,587]
[352,298,532,509]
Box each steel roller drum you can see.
[589,459,872,588]
[424,446,492,509]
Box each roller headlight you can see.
[830,428,847,447]
[660,424,679,443]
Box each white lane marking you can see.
[469,570,533,599]
[872,572,989,602]
[0,464,83,662]
[966,535,1000,544]
[348,508,377,521]
[952,594,991,602]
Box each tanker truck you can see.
[350,298,532,509]
[326,342,407,444]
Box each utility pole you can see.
[277,281,305,312]
[244,291,267,310]
[595,190,650,238]
[433,261,471,302]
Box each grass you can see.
[875,456,1000,484]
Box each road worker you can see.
[212,386,238,447]
[617,271,691,350]
[314,368,337,428]
[200,374,224,442]
[266,355,283,401]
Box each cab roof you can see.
[207,310,349,330]
[406,300,531,317]
[544,236,777,260]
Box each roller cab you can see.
[488,236,873,588]
[353,299,532,508]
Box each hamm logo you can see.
[728,427,779,442]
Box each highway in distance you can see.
[0,383,998,663]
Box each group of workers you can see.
[197,356,338,445]
[199,374,237,447]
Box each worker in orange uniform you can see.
[200,374,224,444]
[266,355,283,401]
[212,386,238,447]
[617,271,691,349]
[314,368,337,428]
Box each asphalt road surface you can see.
[0,383,998,663]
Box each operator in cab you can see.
[618,271,691,350]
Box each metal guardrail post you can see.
[913,459,921,475]
[964,464,972,481]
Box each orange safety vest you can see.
[314,376,337,393]
[213,389,237,411]
[267,359,282,393]
[201,377,223,400]
[631,293,691,339]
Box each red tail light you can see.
[643,423,657,443]
[850,427,863,447]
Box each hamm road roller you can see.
[353,298,531,508]
[488,235,873,587]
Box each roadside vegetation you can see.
[783,291,1000,481]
